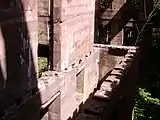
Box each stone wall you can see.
[37,0,99,120]
[51,1,98,118]
[0,0,99,119]
[53,0,96,71]
[100,0,126,45]
[38,49,99,120]
[75,47,139,120]
[113,0,125,45]
[38,0,49,44]
[0,1,139,120]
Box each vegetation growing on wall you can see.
[38,57,48,77]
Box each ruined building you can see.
[0,0,152,120]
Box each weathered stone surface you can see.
[101,81,117,91]
[0,0,140,120]
[38,17,49,44]
[60,69,77,120]
[98,48,124,81]
[83,50,99,101]
[48,93,61,120]
[122,57,133,63]
[54,0,95,22]
[76,113,99,120]
[38,76,61,104]
[125,53,135,58]
[53,13,95,71]
[112,0,126,9]
[94,89,112,100]
[84,99,108,115]
[106,75,121,83]
[110,30,124,45]
[38,0,49,16]
[101,9,119,21]
[111,69,123,76]
[0,1,38,119]
[128,49,137,54]
[115,61,128,71]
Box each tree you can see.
[134,1,160,119]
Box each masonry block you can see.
[53,13,95,71]
[54,0,95,22]
[101,9,119,21]
[60,69,77,120]
[38,0,49,16]
[38,17,49,44]
[83,50,99,101]
[112,0,125,9]
[98,48,124,81]
[110,30,124,45]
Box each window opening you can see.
[38,0,54,77]
[123,26,137,46]
[76,70,85,104]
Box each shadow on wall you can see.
[0,1,41,120]
[107,3,137,44]
[96,2,138,44]
[66,70,115,120]
[94,0,114,44]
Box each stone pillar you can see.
[53,0,96,71]
[110,0,126,45]
[51,1,97,120]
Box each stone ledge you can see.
[75,46,139,120]
[94,44,138,50]
[93,47,138,100]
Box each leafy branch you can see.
[135,0,160,45]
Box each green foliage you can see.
[38,57,48,77]
[99,0,108,8]
[99,0,140,9]
[133,1,160,119]
[153,0,160,9]
[152,39,160,48]
[134,36,160,120]
[136,88,160,106]
[126,0,140,9]
[134,88,160,120]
